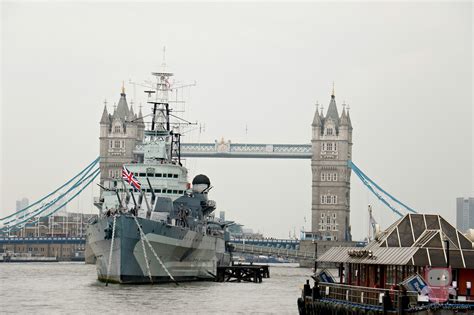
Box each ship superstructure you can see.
[87,64,230,284]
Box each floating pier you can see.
[298,280,474,315]
[216,263,270,283]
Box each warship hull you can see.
[87,215,226,284]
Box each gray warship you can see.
[86,67,230,284]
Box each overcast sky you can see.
[1,2,472,239]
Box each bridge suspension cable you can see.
[1,168,100,232]
[0,158,100,232]
[0,157,99,222]
[348,161,417,217]
[2,162,98,226]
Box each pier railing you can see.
[318,282,418,310]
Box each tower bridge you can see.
[1,84,419,264]
[100,87,353,242]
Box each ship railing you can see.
[317,282,418,310]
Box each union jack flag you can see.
[122,166,141,190]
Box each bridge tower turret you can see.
[311,88,353,241]
[99,85,144,186]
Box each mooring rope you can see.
[105,215,117,286]
[135,217,153,284]
[132,215,177,284]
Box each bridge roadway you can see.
[0,236,86,245]
[0,237,301,248]
[0,236,305,252]
[134,142,312,159]
[230,238,300,250]
[231,243,316,260]
[0,236,316,262]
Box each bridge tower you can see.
[99,85,145,185]
[311,88,353,241]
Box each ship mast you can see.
[143,48,194,166]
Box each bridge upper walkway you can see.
[134,142,312,159]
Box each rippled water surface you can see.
[1,262,311,314]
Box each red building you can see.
[318,214,474,299]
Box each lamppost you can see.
[312,239,318,273]
[444,236,450,268]
[443,235,453,301]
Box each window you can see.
[167,173,173,178]
[156,173,162,178]
[147,173,154,177]
[139,173,146,177]
[173,174,178,178]
[332,213,337,218]
[332,173,338,181]
[322,142,337,152]
[109,141,113,148]
[326,128,333,135]
[109,169,120,178]
[321,173,326,181]
[114,140,120,148]
[321,194,337,204]
[321,213,325,218]
[173,190,178,194]
[114,126,121,133]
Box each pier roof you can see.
[318,213,474,269]
[318,246,418,266]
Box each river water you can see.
[0,262,311,314]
